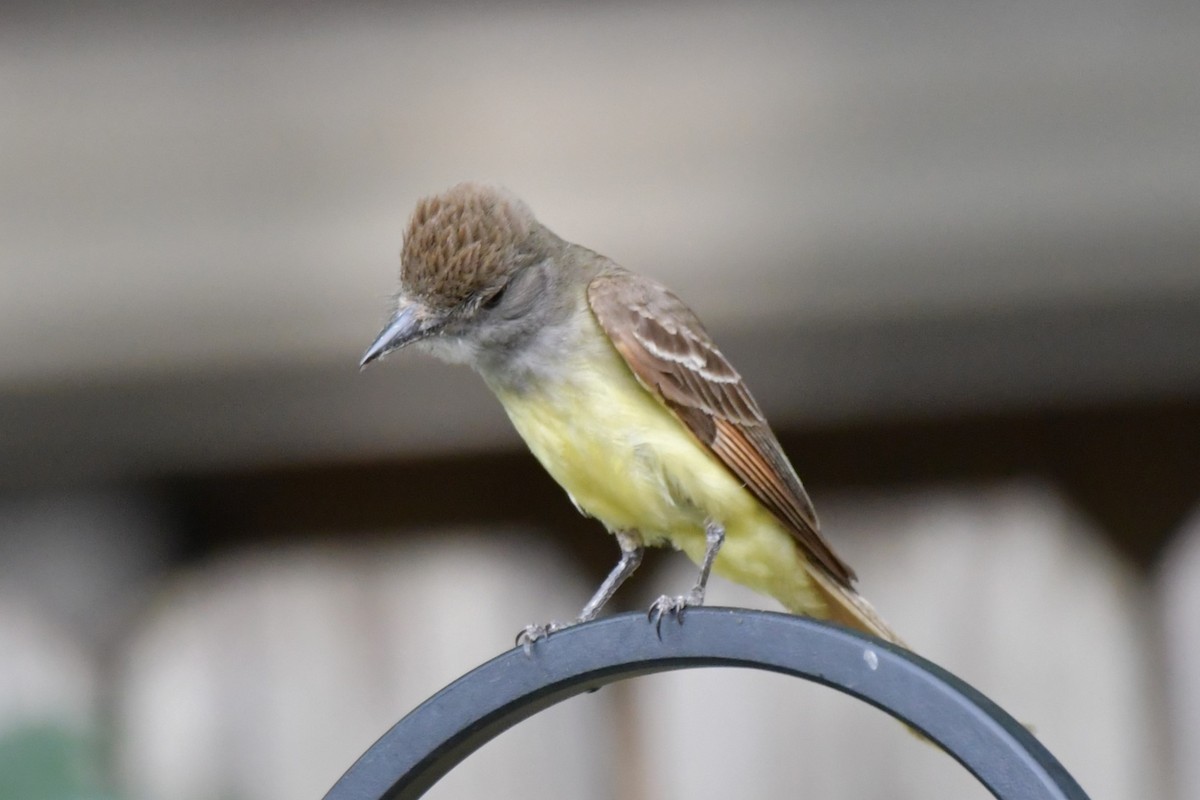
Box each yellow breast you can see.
[487,316,830,618]
[490,326,754,550]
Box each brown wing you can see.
[587,268,857,587]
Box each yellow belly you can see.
[489,333,823,615]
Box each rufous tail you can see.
[800,567,934,742]
[801,566,908,649]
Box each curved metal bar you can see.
[323,608,1090,800]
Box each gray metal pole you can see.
[323,608,1090,800]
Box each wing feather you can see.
[587,268,856,587]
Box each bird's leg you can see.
[688,519,725,606]
[649,520,725,635]
[578,531,645,622]
[517,531,643,652]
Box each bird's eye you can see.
[482,285,507,310]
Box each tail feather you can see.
[800,567,935,742]
[802,566,907,649]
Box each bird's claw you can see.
[647,591,703,638]
[515,621,568,654]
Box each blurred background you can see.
[2,1,1198,798]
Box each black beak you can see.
[360,302,436,367]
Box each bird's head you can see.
[361,183,566,369]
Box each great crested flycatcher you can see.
[362,183,901,646]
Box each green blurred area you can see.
[0,723,118,800]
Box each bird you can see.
[361,182,902,648]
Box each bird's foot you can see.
[515,620,569,654]
[647,589,704,638]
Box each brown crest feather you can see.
[401,183,535,309]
